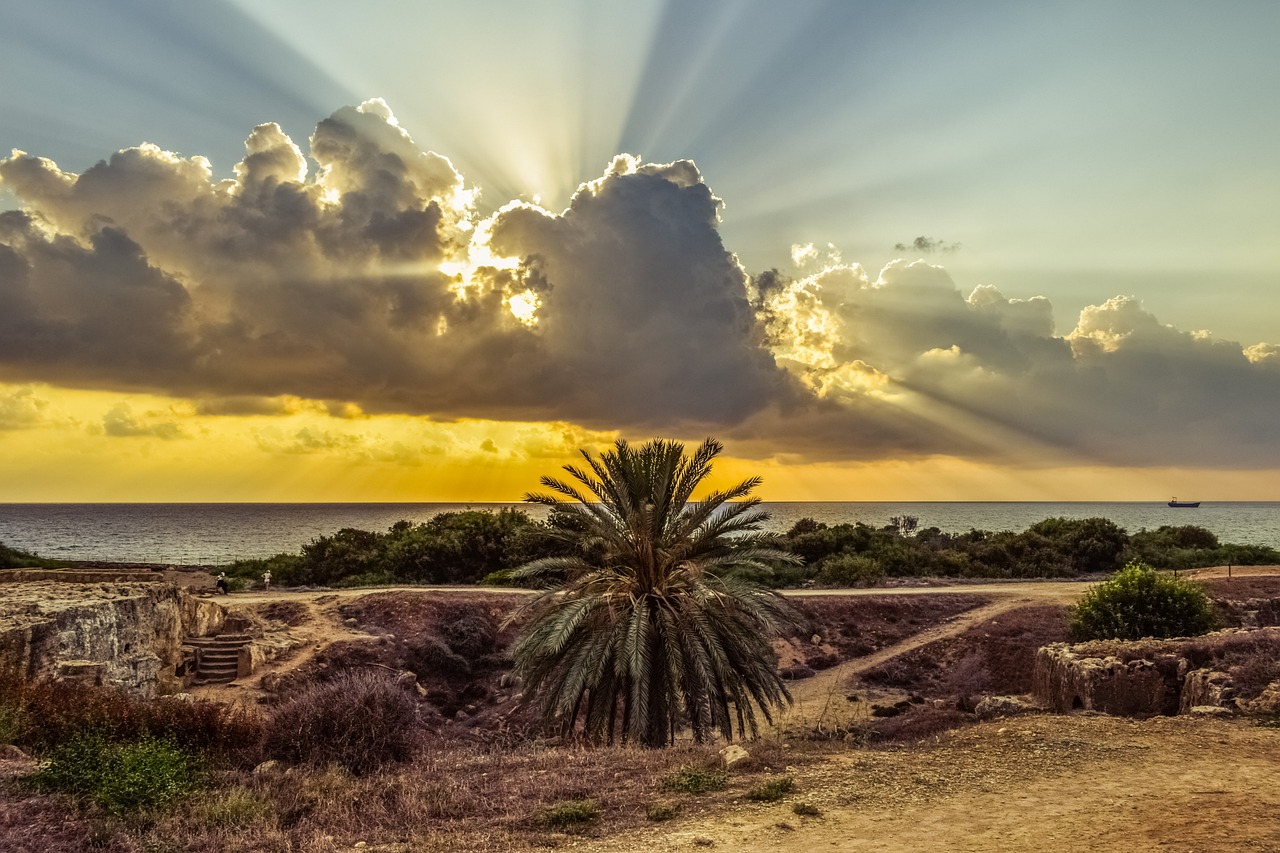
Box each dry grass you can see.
[1,737,811,852]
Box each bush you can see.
[1028,517,1129,574]
[261,671,421,774]
[538,799,600,831]
[29,730,200,815]
[441,613,497,658]
[662,766,728,794]
[817,553,883,587]
[406,635,471,677]
[0,674,263,762]
[1070,561,1220,641]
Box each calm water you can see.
[1,502,1277,566]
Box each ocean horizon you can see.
[2,501,1277,566]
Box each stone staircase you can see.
[186,633,251,684]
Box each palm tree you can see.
[509,437,801,748]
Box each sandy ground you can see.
[568,714,1280,853]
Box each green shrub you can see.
[746,775,795,801]
[1070,561,1220,641]
[29,730,200,815]
[817,553,883,587]
[662,766,728,794]
[1028,517,1129,574]
[646,799,680,821]
[261,671,421,774]
[538,799,600,831]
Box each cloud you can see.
[0,385,57,429]
[101,403,184,439]
[894,236,961,254]
[2,101,1279,470]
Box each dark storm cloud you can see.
[2,101,1278,469]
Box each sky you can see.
[1,0,1278,503]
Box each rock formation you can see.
[0,580,226,696]
[1033,627,1280,718]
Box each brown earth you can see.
[16,566,1271,852]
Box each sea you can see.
[1,502,1278,566]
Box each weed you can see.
[662,766,728,794]
[746,775,795,802]
[646,799,680,821]
[538,799,600,831]
[0,703,24,743]
[191,786,274,828]
[792,801,822,817]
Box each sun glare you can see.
[507,289,540,326]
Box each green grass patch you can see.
[746,775,795,802]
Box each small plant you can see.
[0,704,24,743]
[792,801,822,817]
[746,775,795,802]
[539,798,600,831]
[29,730,201,815]
[262,670,421,774]
[662,765,728,795]
[191,786,274,828]
[646,799,680,821]
[1070,561,1220,641]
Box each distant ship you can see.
[1168,497,1201,508]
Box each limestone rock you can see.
[1033,643,1180,716]
[0,580,227,697]
[974,694,1038,719]
[1243,680,1280,716]
[1179,669,1236,713]
[719,744,751,770]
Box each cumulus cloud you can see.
[2,101,1278,469]
[101,403,184,439]
[0,385,57,429]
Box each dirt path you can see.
[571,715,1280,853]
[779,597,1034,732]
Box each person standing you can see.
[262,570,272,592]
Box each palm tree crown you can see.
[509,437,801,747]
